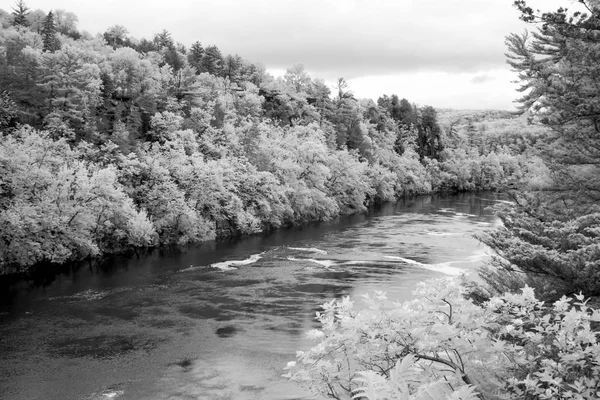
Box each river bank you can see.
[0,189,504,279]
[0,192,503,400]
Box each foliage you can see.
[0,4,535,272]
[0,90,18,130]
[505,1,600,208]
[285,277,600,400]
[41,11,59,52]
[479,196,600,300]
[0,128,155,272]
[480,0,600,299]
[11,0,29,27]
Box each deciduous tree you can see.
[284,63,311,93]
[103,25,129,49]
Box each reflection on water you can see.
[0,192,505,400]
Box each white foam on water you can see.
[288,247,328,255]
[453,212,477,218]
[182,253,264,272]
[341,260,381,265]
[211,263,238,271]
[419,262,465,276]
[306,258,335,268]
[384,256,422,266]
[211,253,263,271]
[287,257,335,268]
[384,256,465,276]
[102,391,124,399]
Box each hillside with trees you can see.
[2,1,600,399]
[286,1,600,399]
[0,2,539,274]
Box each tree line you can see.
[0,1,534,273]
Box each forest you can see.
[2,0,600,399]
[0,2,538,274]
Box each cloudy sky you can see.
[4,0,577,109]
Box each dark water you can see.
[0,192,505,400]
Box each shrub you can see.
[284,278,600,400]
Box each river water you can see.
[0,192,505,400]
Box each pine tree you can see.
[506,1,600,208]
[11,0,30,27]
[201,45,223,76]
[0,91,18,130]
[480,1,600,300]
[417,106,443,160]
[42,11,59,52]
[153,29,174,50]
[187,41,204,73]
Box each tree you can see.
[11,0,30,27]
[335,77,353,100]
[103,25,129,49]
[378,95,419,154]
[0,91,18,130]
[41,11,59,52]
[417,105,443,160]
[284,63,311,93]
[162,46,185,73]
[222,54,243,82]
[505,0,600,208]
[37,45,102,136]
[134,37,157,53]
[53,9,78,37]
[187,41,204,73]
[308,78,335,132]
[201,45,223,75]
[153,29,174,50]
[25,9,46,33]
[286,277,600,400]
[378,94,408,123]
[480,1,600,299]
[0,129,156,272]
[0,9,11,29]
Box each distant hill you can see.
[436,109,515,129]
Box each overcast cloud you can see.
[4,0,578,109]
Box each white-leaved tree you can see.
[285,277,600,400]
[0,128,156,272]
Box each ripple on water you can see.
[95,306,140,321]
[49,334,160,359]
[178,304,224,320]
[287,246,328,255]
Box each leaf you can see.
[390,354,421,386]
[352,370,386,400]
[415,381,452,400]
[445,385,480,400]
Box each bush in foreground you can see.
[284,278,600,400]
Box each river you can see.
[0,192,505,400]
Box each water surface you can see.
[0,192,504,400]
